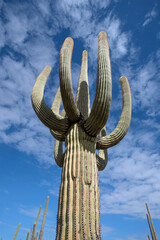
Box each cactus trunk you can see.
[56,124,100,240]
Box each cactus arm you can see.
[83,31,112,136]
[39,196,49,240]
[13,222,21,240]
[50,130,65,141]
[31,66,69,134]
[59,37,80,122]
[54,139,64,167]
[96,76,132,149]
[50,88,66,141]
[96,127,108,171]
[51,87,62,116]
[76,50,90,118]
[53,110,65,167]
[96,150,108,171]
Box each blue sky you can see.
[0,0,160,239]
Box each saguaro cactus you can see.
[31,31,132,239]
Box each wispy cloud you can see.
[99,126,160,218]
[101,224,114,236]
[143,7,157,27]
[18,205,42,218]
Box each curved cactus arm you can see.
[96,76,132,149]
[83,31,112,136]
[54,110,65,167]
[51,110,66,141]
[51,87,62,116]
[76,50,90,119]
[54,139,64,168]
[96,127,108,171]
[51,130,66,142]
[31,66,69,134]
[59,37,81,122]
[96,150,108,171]
[50,88,66,141]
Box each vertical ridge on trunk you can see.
[56,124,100,240]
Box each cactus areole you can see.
[31,31,132,239]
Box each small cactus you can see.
[26,232,29,240]
[31,206,42,240]
[32,31,132,239]
[146,203,158,240]
[38,196,49,240]
[13,222,21,240]
[35,232,39,240]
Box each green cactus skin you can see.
[38,196,49,240]
[26,232,29,240]
[13,222,21,240]
[31,31,132,239]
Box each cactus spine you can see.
[38,196,49,240]
[13,222,21,240]
[32,31,132,239]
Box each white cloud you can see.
[23,36,58,72]
[18,205,42,218]
[0,54,56,165]
[132,59,160,111]
[5,12,29,44]
[0,20,5,49]
[49,189,59,197]
[142,7,157,27]
[101,224,114,236]
[99,126,160,219]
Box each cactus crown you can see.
[31,31,131,154]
